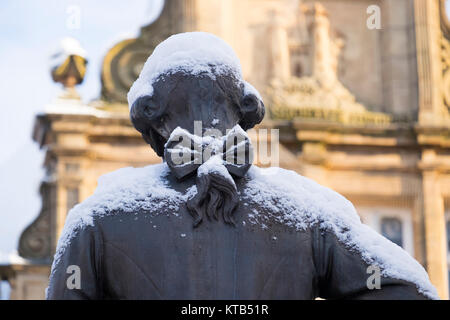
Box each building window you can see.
[65,163,80,174]
[294,63,302,77]
[380,217,403,247]
[357,207,414,255]
[66,187,79,214]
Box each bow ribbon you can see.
[164,125,254,179]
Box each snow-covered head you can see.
[128,32,244,107]
[128,32,264,227]
[128,32,265,157]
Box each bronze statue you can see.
[46,32,438,300]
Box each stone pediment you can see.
[267,76,391,125]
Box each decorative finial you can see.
[50,37,87,99]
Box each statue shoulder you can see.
[242,165,359,225]
[52,163,188,265]
[242,166,438,299]
[88,163,185,216]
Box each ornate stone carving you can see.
[440,35,450,111]
[50,38,87,100]
[267,2,391,125]
[439,0,450,39]
[100,0,195,104]
[267,77,390,125]
[18,183,53,260]
[307,3,344,90]
[439,0,450,114]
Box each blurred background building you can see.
[1,0,450,299]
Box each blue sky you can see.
[0,0,163,263]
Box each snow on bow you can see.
[164,124,254,181]
[164,124,254,227]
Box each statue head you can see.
[128,32,265,227]
[128,32,264,156]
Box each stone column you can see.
[307,3,341,90]
[414,0,445,124]
[421,149,449,299]
[414,0,449,299]
[267,8,291,82]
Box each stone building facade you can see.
[1,0,449,299]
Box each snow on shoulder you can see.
[50,163,189,273]
[50,160,437,299]
[127,32,262,109]
[243,166,439,299]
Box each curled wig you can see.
[130,71,265,227]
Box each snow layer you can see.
[0,250,27,265]
[198,154,236,189]
[50,162,438,299]
[166,124,249,186]
[50,163,189,275]
[242,166,439,300]
[50,37,86,69]
[127,32,262,109]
